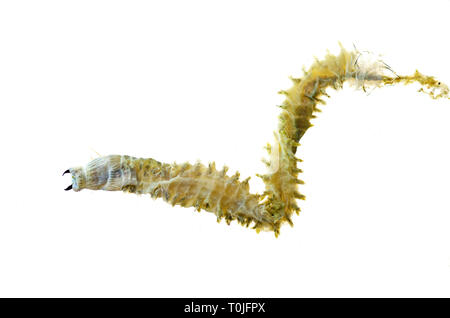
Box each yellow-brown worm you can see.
[64,45,449,236]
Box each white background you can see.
[0,0,449,297]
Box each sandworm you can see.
[64,45,449,236]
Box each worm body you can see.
[65,46,449,236]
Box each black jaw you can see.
[63,169,72,191]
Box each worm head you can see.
[63,167,86,192]
[63,155,137,192]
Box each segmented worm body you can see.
[65,45,449,236]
